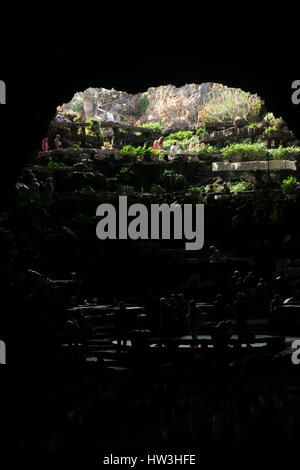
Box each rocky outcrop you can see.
[62,83,217,129]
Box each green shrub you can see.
[120,145,146,157]
[195,144,216,158]
[116,167,135,184]
[220,143,268,161]
[227,180,250,193]
[199,84,263,123]
[165,131,193,141]
[86,117,102,138]
[48,161,66,168]
[120,145,163,159]
[140,122,164,134]
[79,186,96,195]
[196,127,208,135]
[150,184,167,196]
[264,112,275,122]
[140,93,150,113]
[269,146,300,160]
[264,126,277,133]
[180,135,200,151]
[71,99,84,112]
[160,169,186,191]
[115,185,137,196]
[280,176,299,194]
[248,122,259,128]
[187,185,206,194]
[163,140,175,151]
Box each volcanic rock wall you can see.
[62,83,215,129]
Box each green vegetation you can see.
[76,186,96,196]
[120,145,143,157]
[196,144,216,158]
[220,143,268,161]
[116,167,135,184]
[115,185,137,197]
[187,185,206,194]
[165,131,193,141]
[78,186,96,195]
[71,99,84,112]
[86,118,102,138]
[140,93,150,113]
[227,180,250,193]
[120,145,163,159]
[48,161,66,168]
[248,122,259,128]
[196,127,208,135]
[280,176,299,194]
[150,184,167,196]
[163,132,196,151]
[265,126,277,133]
[140,122,164,134]
[264,112,276,123]
[160,169,186,191]
[263,113,285,129]
[268,146,300,160]
[198,85,263,123]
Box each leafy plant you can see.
[120,145,163,159]
[263,112,275,122]
[120,145,142,157]
[196,127,208,135]
[116,167,135,184]
[220,143,268,161]
[280,176,299,194]
[78,186,96,195]
[269,146,300,160]
[227,180,250,193]
[163,134,203,152]
[140,122,164,134]
[140,93,150,113]
[180,135,200,151]
[150,184,167,196]
[103,141,113,149]
[160,170,186,191]
[187,185,206,194]
[195,144,216,158]
[248,122,259,128]
[165,131,193,141]
[115,185,137,196]
[71,99,84,112]
[48,161,66,168]
[264,126,277,133]
[198,84,263,123]
[86,117,102,138]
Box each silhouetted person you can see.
[243,271,256,288]
[209,245,222,263]
[269,293,283,319]
[210,320,232,354]
[54,134,62,149]
[42,137,49,152]
[231,270,240,286]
